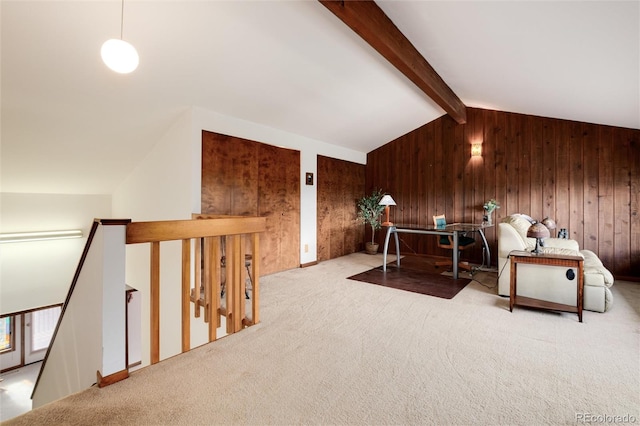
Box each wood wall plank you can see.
[629,129,640,275]
[542,118,557,220]
[613,129,632,274]
[366,107,640,279]
[583,123,599,252]
[569,122,585,244]
[555,122,571,233]
[597,125,615,267]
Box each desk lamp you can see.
[527,221,550,254]
[379,195,396,226]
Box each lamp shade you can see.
[101,39,139,74]
[541,217,557,230]
[527,222,550,239]
[379,195,396,206]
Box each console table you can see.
[509,250,584,322]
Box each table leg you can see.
[477,228,490,268]
[452,231,459,279]
[382,227,391,271]
[577,261,584,322]
[509,258,516,312]
[394,230,400,268]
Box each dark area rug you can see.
[347,260,471,299]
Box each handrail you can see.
[30,216,265,406]
[125,216,266,364]
[126,216,265,243]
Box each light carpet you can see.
[4,253,639,425]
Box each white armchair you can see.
[497,214,614,312]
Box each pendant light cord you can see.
[120,0,124,40]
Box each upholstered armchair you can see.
[497,214,614,313]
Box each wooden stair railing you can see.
[126,216,266,365]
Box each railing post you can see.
[181,239,191,353]
[225,235,235,334]
[206,237,220,342]
[235,235,244,333]
[251,232,260,325]
[193,238,202,318]
[203,237,212,325]
[150,242,160,365]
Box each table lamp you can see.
[527,221,550,254]
[379,195,396,226]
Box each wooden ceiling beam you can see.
[319,0,467,124]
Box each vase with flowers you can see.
[483,199,500,225]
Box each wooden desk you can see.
[509,250,584,322]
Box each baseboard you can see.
[616,275,640,283]
[300,261,318,268]
[97,368,129,388]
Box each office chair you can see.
[220,253,252,300]
[433,214,475,272]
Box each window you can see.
[0,316,14,353]
[31,306,61,352]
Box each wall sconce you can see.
[471,143,482,157]
[0,229,83,244]
[378,195,396,226]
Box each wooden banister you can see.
[126,216,266,365]
[126,217,265,243]
[150,241,160,365]
[181,238,190,353]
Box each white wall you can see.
[101,224,127,377]
[31,226,105,409]
[0,193,111,315]
[113,106,367,366]
[113,109,197,365]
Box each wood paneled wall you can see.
[366,108,639,279]
[317,156,366,261]
[201,131,300,276]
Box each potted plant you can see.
[357,189,386,254]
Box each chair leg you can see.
[245,261,252,300]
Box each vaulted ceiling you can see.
[2,1,638,195]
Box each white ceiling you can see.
[2,1,638,195]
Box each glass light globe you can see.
[101,39,139,74]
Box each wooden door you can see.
[258,144,300,272]
[317,155,365,261]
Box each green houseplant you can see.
[357,189,386,254]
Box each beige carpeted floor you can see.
[4,253,639,425]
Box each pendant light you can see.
[101,0,139,74]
